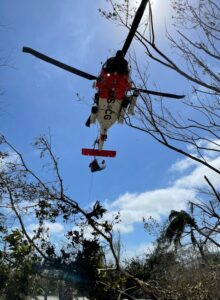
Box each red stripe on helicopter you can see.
[96,70,131,100]
[82,148,116,157]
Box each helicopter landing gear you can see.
[128,90,139,115]
[90,106,98,124]
[118,97,130,124]
[82,130,116,158]
[85,105,98,127]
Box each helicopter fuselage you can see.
[88,69,138,150]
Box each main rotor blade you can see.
[132,88,185,99]
[122,0,149,56]
[23,47,97,80]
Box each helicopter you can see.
[23,0,184,162]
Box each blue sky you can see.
[1,0,216,258]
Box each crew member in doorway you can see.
[103,50,129,75]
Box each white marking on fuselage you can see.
[97,97,122,133]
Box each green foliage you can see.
[88,201,107,219]
[4,229,32,261]
[1,133,219,299]
[73,239,104,297]
[0,262,9,291]
[124,239,220,300]
[0,227,41,300]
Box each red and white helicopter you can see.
[23,0,184,169]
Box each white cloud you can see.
[113,222,134,234]
[0,150,20,172]
[106,187,194,234]
[169,157,197,173]
[174,156,220,189]
[105,149,220,235]
[122,241,155,262]
[27,221,64,235]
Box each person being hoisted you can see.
[89,159,106,173]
